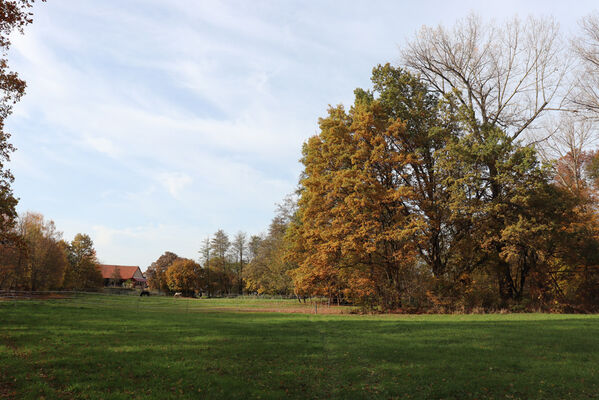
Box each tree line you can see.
[0,212,103,291]
[146,197,296,296]
[145,14,599,312]
[284,14,599,312]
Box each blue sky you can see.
[6,0,598,268]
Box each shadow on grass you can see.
[0,302,598,399]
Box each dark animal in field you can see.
[140,291,150,297]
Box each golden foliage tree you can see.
[14,212,67,290]
[166,258,204,296]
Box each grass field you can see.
[1,294,598,399]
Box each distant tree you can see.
[247,235,262,262]
[211,230,230,265]
[63,233,103,290]
[110,266,121,287]
[199,237,212,296]
[146,251,180,292]
[0,1,44,242]
[211,229,232,294]
[231,231,247,294]
[245,197,296,296]
[166,258,204,296]
[16,212,67,291]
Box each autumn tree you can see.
[166,258,204,296]
[288,90,428,309]
[0,1,43,242]
[399,15,581,305]
[287,55,599,310]
[146,251,180,292]
[15,212,67,290]
[63,233,103,290]
[0,233,25,289]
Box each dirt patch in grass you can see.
[203,305,354,314]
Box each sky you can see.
[5,0,598,269]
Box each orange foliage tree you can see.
[166,258,205,296]
[287,66,461,309]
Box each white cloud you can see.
[158,172,192,198]
[84,136,121,157]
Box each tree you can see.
[210,229,231,294]
[571,13,599,116]
[539,116,597,200]
[402,14,568,141]
[166,258,204,296]
[0,1,43,241]
[231,231,247,294]
[110,266,121,287]
[287,57,599,310]
[146,251,180,292]
[0,233,26,289]
[365,64,462,277]
[63,233,103,290]
[198,237,213,297]
[401,15,577,305]
[247,235,262,262]
[15,212,67,291]
[245,199,296,296]
[287,90,425,309]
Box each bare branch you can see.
[402,14,570,141]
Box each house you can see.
[97,264,147,288]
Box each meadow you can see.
[1,294,598,399]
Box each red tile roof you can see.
[97,264,142,280]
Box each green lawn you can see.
[1,294,598,399]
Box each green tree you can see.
[231,231,247,295]
[245,198,296,296]
[210,229,232,294]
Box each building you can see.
[96,264,147,288]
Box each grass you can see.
[1,294,598,399]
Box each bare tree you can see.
[402,14,570,140]
[571,13,599,117]
[541,115,597,196]
[199,237,211,297]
